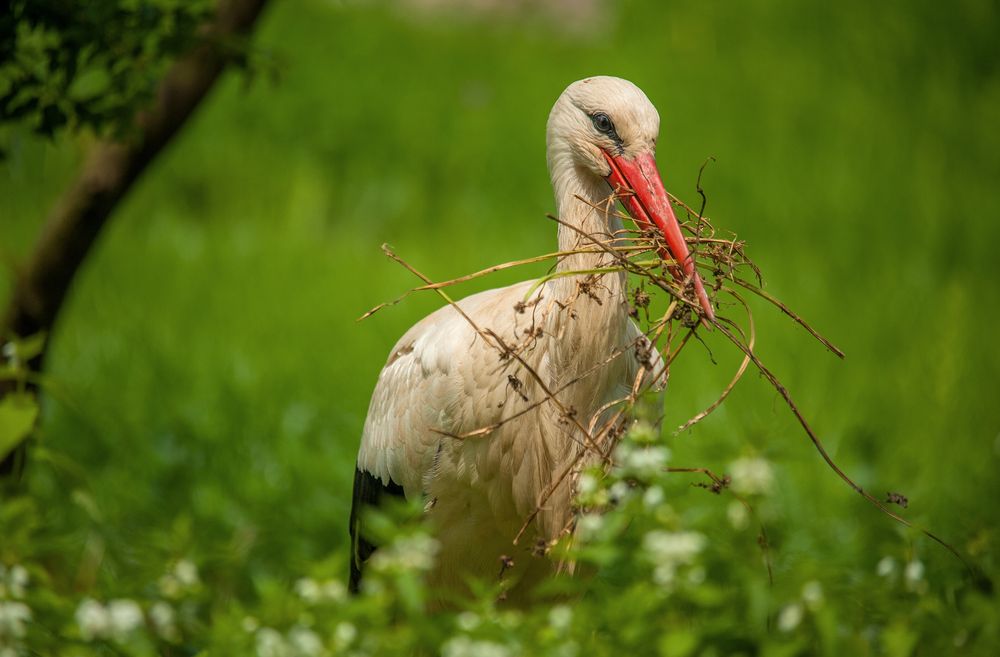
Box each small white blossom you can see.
[160,560,200,598]
[643,485,665,508]
[623,446,670,479]
[174,560,200,587]
[627,420,657,444]
[574,513,604,541]
[76,599,111,641]
[371,533,439,573]
[548,605,572,632]
[643,531,705,589]
[643,531,705,565]
[652,564,676,587]
[0,601,31,639]
[608,481,631,503]
[777,603,804,632]
[256,627,290,657]
[242,616,260,633]
[727,500,749,530]
[905,559,927,593]
[455,611,480,632]
[577,473,598,495]
[728,457,774,495]
[3,566,28,599]
[107,599,144,640]
[295,578,322,603]
[289,626,324,657]
[333,622,357,649]
[150,602,179,642]
[876,556,896,577]
[442,636,512,657]
[321,579,347,602]
[802,581,824,610]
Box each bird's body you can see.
[351,77,715,601]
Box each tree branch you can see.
[0,0,271,479]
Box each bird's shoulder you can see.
[358,279,541,492]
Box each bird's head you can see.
[546,76,715,322]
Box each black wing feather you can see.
[348,466,406,593]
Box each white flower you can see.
[0,601,31,639]
[727,500,749,530]
[4,566,28,599]
[289,627,324,657]
[548,605,572,632]
[455,611,480,632]
[574,513,604,541]
[904,559,927,593]
[652,564,676,587]
[150,602,179,641]
[608,481,631,503]
[256,627,290,657]
[107,599,144,640]
[876,556,896,577]
[643,486,665,508]
[642,531,705,565]
[643,531,705,589]
[295,578,322,603]
[777,603,803,632]
[321,579,347,602]
[333,622,357,649]
[76,599,111,641]
[577,473,598,495]
[728,457,774,495]
[802,581,824,610]
[622,446,670,479]
[160,560,200,597]
[174,560,200,587]
[371,533,439,573]
[442,636,511,657]
[627,420,657,444]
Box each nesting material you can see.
[361,186,962,565]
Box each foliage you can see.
[1,0,999,655]
[0,0,211,147]
[2,419,997,655]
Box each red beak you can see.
[602,150,715,322]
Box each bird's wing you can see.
[356,280,538,497]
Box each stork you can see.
[349,76,715,602]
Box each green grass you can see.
[1,0,998,644]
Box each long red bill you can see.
[603,150,715,323]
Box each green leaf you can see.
[0,392,39,460]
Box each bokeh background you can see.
[2,0,998,646]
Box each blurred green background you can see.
[2,0,998,625]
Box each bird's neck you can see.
[544,163,629,381]
[552,164,624,277]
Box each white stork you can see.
[350,76,715,602]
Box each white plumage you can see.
[351,76,714,601]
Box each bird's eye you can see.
[591,112,615,135]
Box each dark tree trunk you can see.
[0,0,271,480]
